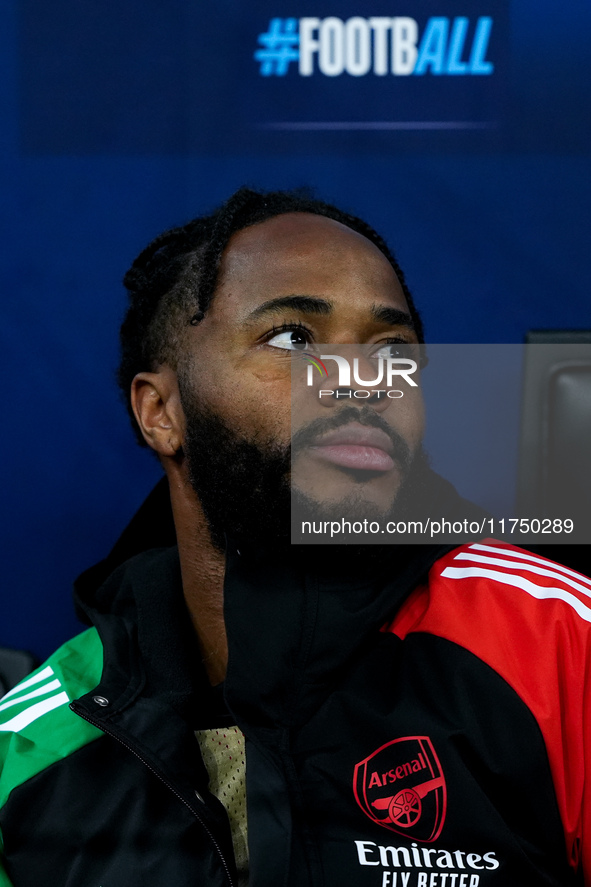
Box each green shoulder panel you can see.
[0,859,13,887]
[0,628,104,810]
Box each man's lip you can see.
[307,423,395,472]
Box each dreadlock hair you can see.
[118,186,424,445]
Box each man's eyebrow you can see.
[246,295,333,321]
[371,305,415,329]
[244,296,414,330]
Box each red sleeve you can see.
[386,539,591,882]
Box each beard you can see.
[179,382,430,551]
[180,386,292,551]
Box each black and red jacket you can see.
[0,535,589,886]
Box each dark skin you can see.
[131,213,423,685]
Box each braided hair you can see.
[118,186,424,445]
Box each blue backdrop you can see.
[2,0,590,660]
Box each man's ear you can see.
[131,367,185,457]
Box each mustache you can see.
[290,406,412,469]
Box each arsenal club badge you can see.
[353,736,447,842]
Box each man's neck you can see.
[167,467,228,686]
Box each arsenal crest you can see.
[353,736,447,842]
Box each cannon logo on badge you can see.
[353,736,447,842]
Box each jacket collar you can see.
[72,469,485,729]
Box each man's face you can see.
[177,212,424,545]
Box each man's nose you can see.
[325,352,391,410]
[317,385,392,413]
[331,388,384,405]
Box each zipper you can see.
[70,701,235,887]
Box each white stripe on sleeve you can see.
[441,565,591,623]
[0,692,70,733]
[0,680,62,713]
[0,665,55,703]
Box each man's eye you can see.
[267,329,309,351]
[372,342,413,360]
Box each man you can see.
[0,188,589,886]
